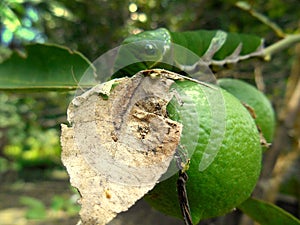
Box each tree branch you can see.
[263,34,300,60]
[235,1,285,38]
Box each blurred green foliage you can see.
[1,0,299,58]
[0,0,45,46]
[0,0,299,175]
[20,196,47,219]
[51,195,80,214]
[0,1,299,224]
[19,194,79,220]
[0,91,69,170]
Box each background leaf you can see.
[19,196,46,219]
[0,43,92,91]
[238,197,300,225]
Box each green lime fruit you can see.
[218,78,275,143]
[144,80,262,224]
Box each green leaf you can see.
[238,197,300,225]
[0,43,93,91]
[114,28,264,78]
[170,29,264,65]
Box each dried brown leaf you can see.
[61,71,183,225]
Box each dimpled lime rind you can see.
[218,78,275,143]
[144,80,262,224]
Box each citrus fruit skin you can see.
[218,78,275,143]
[144,80,262,224]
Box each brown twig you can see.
[177,170,194,225]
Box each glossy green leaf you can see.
[0,43,93,91]
[238,197,300,225]
[171,29,264,65]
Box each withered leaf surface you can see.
[61,70,183,225]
